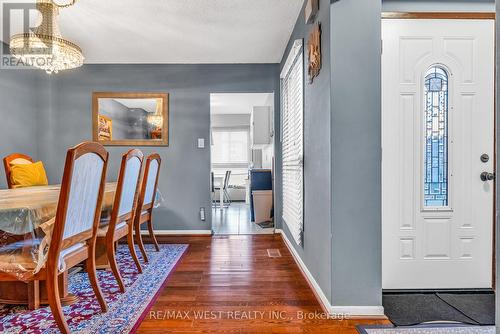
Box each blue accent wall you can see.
[330,0,382,308]
[278,0,382,309]
[2,63,280,233]
[0,42,48,188]
[278,0,333,304]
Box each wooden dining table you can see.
[0,183,117,233]
[0,183,119,308]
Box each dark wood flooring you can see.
[137,234,389,333]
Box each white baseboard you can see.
[141,230,212,235]
[275,229,332,313]
[275,229,385,318]
[330,306,385,317]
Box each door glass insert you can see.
[424,66,449,207]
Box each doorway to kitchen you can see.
[210,93,275,235]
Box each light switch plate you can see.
[198,138,205,148]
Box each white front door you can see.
[382,19,495,289]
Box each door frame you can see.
[382,12,495,20]
[208,92,277,235]
[381,13,497,291]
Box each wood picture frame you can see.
[92,92,169,146]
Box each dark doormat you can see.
[357,324,495,334]
[436,293,495,325]
[382,294,478,326]
[256,220,274,229]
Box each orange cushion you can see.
[9,161,49,188]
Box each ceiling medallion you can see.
[9,0,84,74]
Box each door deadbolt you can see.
[480,154,489,163]
[480,172,495,182]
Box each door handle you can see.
[480,172,495,182]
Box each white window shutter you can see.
[280,40,304,246]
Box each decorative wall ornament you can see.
[98,115,113,141]
[304,0,319,24]
[308,23,322,83]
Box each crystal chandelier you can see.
[9,0,84,74]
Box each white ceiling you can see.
[4,0,303,64]
[210,93,274,115]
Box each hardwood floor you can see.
[137,234,389,333]
[212,203,274,235]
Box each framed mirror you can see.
[92,92,169,146]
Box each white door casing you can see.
[382,19,494,289]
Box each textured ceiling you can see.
[211,93,274,115]
[3,0,303,64]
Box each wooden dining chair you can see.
[214,170,231,207]
[134,154,161,263]
[97,149,143,293]
[222,170,232,206]
[3,153,34,189]
[0,142,109,333]
[211,171,217,209]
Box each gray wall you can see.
[278,0,333,304]
[330,0,382,308]
[278,0,382,309]
[382,0,495,12]
[40,64,279,231]
[0,44,47,188]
